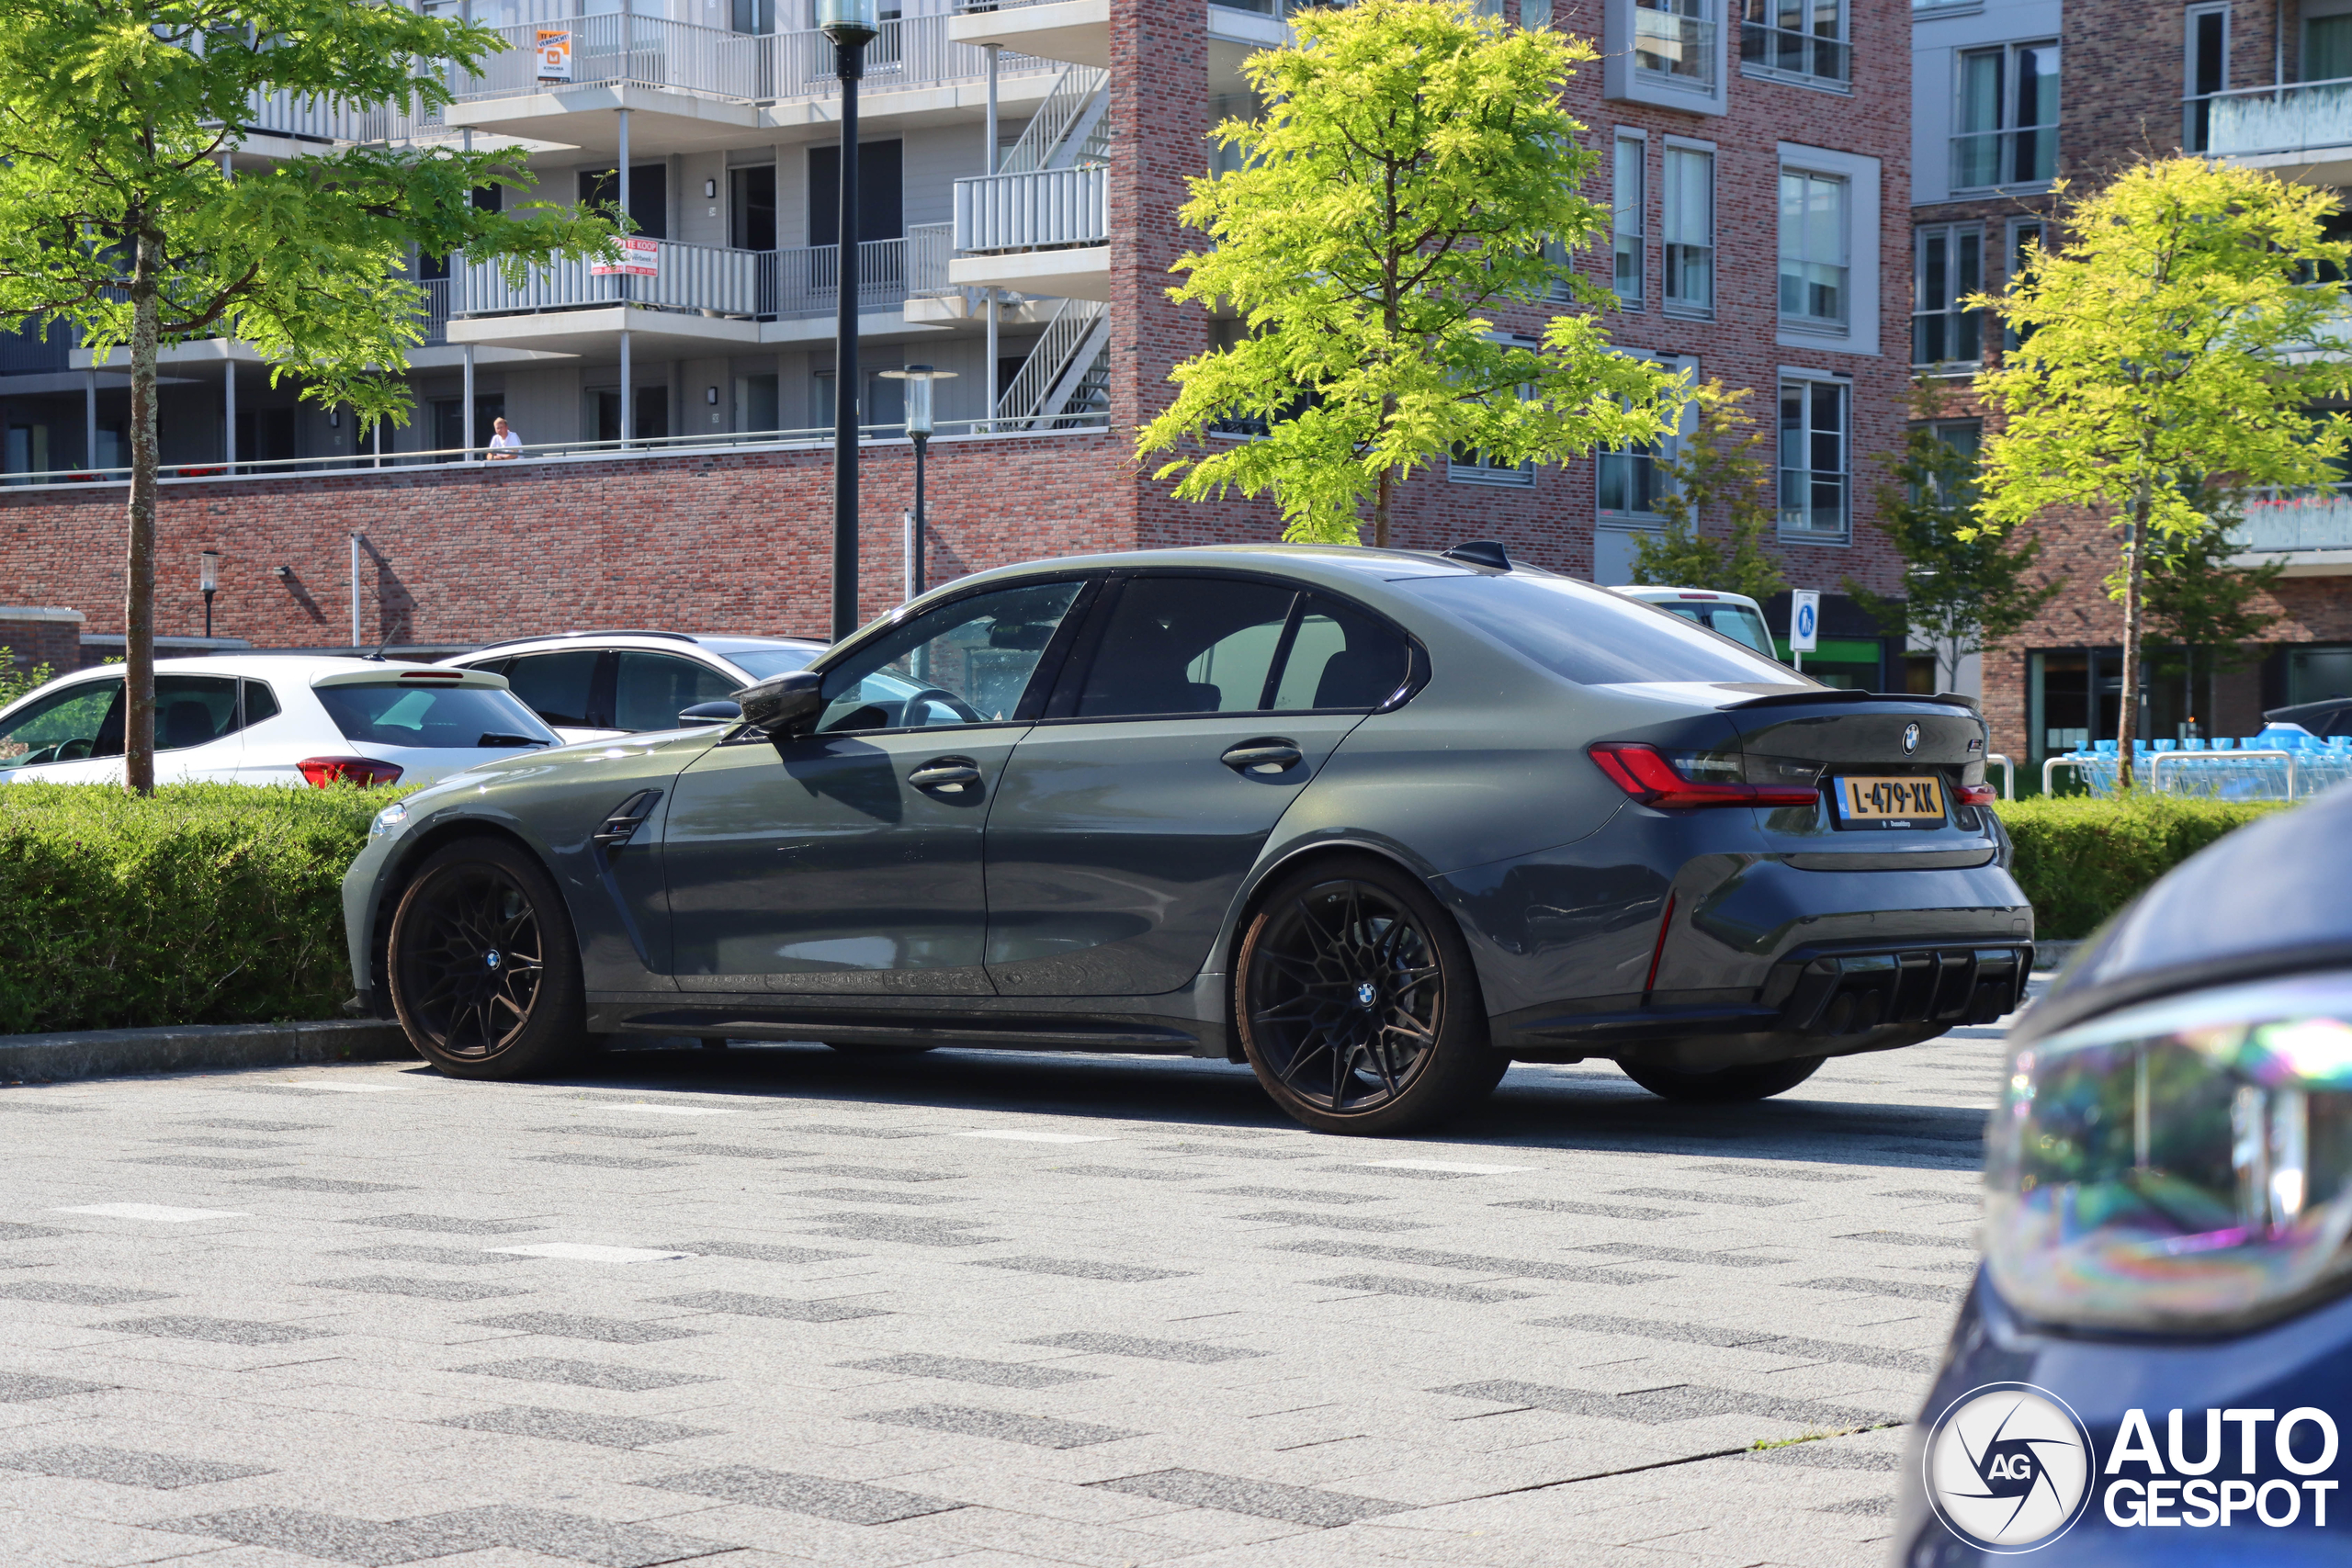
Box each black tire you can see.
[1618,1055,1825,1103]
[387,837,587,1080]
[1234,854,1501,1135]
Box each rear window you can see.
[1658,602,1777,657]
[314,683,558,750]
[1407,575,1804,687]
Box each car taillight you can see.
[1958,783,1998,807]
[1587,743,1819,809]
[298,756,404,789]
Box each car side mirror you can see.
[677,700,742,727]
[732,671,824,736]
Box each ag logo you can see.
[1924,1382,2097,1552]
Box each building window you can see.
[2185,4,2229,153]
[1449,444,1537,487]
[2004,219,2043,353]
[1779,378,1848,538]
[1521,0,1555,25]
[1613,135,1645,306]
[1953,42,2059,191]
[1911,419,1982,504]
[1663,144,1713,316]
[1635,0,1718,91]
[1741,0,1849,86]
[2309,11,2352,83]
[1778,167,1849,328]
[1598,354,1696,520]
[1912,224,1983,368]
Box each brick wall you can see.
[0,609,81,679]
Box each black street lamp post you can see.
[820,0,879,642]
[879,365,954,602]
[199,548,219,638]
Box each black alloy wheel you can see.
[1236,856,1506,1134]
[389,838,586,1079]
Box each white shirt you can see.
[486,429,523,459]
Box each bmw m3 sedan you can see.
[344,544,2033,1134]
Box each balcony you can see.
[2207,78,2352,176]
[950,166,1110,300]
[2235,491,2352,575]
[1950,127,2057,193]
[1739,20,1849,88]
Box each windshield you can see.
[1657,602,1779,658]
[314,683,558,750]
[1408,575,1807,687]
[727,647,822,681]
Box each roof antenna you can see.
[1442,540,1510,571]
[366,643,389,662]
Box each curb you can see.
[0,1019,420,1087]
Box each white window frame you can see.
[1603,0,1730,117]
[1951,39,2060,194]
[1777,368,1850,544]
[1911,222,1984,371]
[1612,130,1646,308]
[1597,350,1699,525]
[1779,166,1849,331]
[1739,0,1850,91]
[1775,142,1880,355]
[1449,335,1539,489]
[1662,137,1714,320]
[2184,3,2230,153]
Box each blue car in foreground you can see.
[1896,785,2352,1562]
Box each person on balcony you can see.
[486,417,523,461]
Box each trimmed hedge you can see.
[0,783,400,1036]
[2000,795,2287,941]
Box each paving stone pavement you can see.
[0,992,2037,1567]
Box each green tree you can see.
[1627,380,1787,604]
[0,0,614,792]
[0,649,54,710]
[1847,378,2063,692]
[2140,487,2284,731]
[1136,0,1686,547]
[1972,158,2352,786]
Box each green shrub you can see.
[2000,795,2287,941]
[0,782,403,1035]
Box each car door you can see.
[662,578,1090,996]
[611,650,743,732]
[0,673,123,784]
[151,674,245,781]
[492,649,617,743]
[983,578,1416,998]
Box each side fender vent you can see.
[594,790,663,852]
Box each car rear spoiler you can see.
[1720,688,1981,713]
[311,666,513,692]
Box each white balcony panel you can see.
[456,15,763,104]
[949,0,1110,69]
[955,166,1109,255]
[453,238,763,318]
[950,245,1111,301]
[2209,80,2352,162]
[2235,494,2352,575]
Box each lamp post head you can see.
[816,0,879,46]
[199,549,220,594]
[880,364,956,438]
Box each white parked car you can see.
[1609,585,1783,660]
[438,630,827,743]
[0,655,558,788]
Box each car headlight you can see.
[1986,971,2352,1332]
[368,802,409,840]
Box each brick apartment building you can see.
[1,0,1914,688]
[1911,0,2352,779]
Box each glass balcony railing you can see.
[1740,20,1848,85]
[2237,490,2352,555]
[2206,78,2352,160]
[1951,126,2058,191]
[1635,4,1718,92]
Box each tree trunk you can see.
[1374,466,1391,548]
[123,230,163,796]
[2117,487,2150,792]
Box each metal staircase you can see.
[999,64,1109,175]
[996,298,1111,431]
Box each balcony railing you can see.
[1635,3,1718,91]
[2237,491,2352,555]
[2207,77,2352,160]
[418,278,449,345]
[1739,21,1849,85]
[956,165,1109,254]
[448,225,951,321]
[1951,127,2057,191]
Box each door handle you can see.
[1221,741,1303,773]
[909,759,983,791]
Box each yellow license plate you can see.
[1836,775,1946,823]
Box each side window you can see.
[0,678,121,770]
[1075,578,1299,718]
[817,580,1087,734]
[1271,596,1411,712]
[154,675,241,752]
[501,650,603,729]
[614,653,740,731]
[243,680,281,725]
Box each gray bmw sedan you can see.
[343,544,2032,1134]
